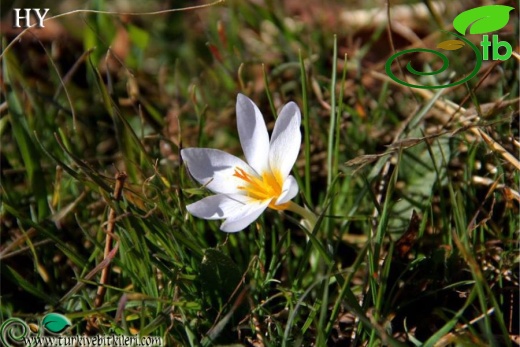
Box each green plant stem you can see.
[299,50,312,203]
[286,201,317,231]
[326,35,337,188]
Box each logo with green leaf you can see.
[385,5,514,89]
[0,313,71,347]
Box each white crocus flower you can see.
[181,94,302,232]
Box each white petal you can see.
[236,94,270,174]
[220,199,270,232]
[181,148,256,194]
[186,194,253,220]
[275,175,299,205]
[268,102,301,179]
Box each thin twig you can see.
[86,171,126,333]
[94,171,127,308]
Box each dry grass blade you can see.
[86,171,127,333]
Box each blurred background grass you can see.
[1,0,518,346]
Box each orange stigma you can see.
[233,167,289,210]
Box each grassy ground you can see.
[1,0,518,346]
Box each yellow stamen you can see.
[233,167,289,210]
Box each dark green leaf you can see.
[3,52,50,221]
[2,265,57,304]
[199,248,242,309]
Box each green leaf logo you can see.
[453,5,514,35]
[42,313,71,334]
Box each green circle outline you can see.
[0,318,32,347]
[385,31,482,89]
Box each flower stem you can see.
[286,201,318,231]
